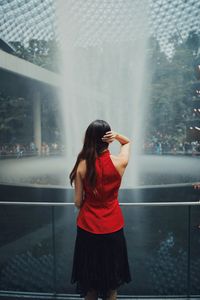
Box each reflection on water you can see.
[0,154,199,187]
[147,232,187,294]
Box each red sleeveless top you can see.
[77,149,124,234]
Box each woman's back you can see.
[70,121,131,300]
[77,149,125,234]
[84,149,121,204]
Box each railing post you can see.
[52,206,57,297]
[187,205,191,297]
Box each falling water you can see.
[0,1,199,188]
[56,0,150,187]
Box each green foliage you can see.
[0,92,32,143]
[0,39,61,143]
[1,33,200,145]
[147,31,200,143]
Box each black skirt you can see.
[71,227,131,299]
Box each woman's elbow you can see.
[74,200,82,209]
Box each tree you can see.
[0,39,61,144]
[146,31,200,144]
[0,92,32,143]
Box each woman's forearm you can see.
[115,133,130,145]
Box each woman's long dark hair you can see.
[69,120,111,187]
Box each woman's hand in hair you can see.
[102,131,117,144]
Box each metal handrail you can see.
[0,201,200,206]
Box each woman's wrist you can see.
[102,131,130,145]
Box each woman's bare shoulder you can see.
[110,154,127,167]
[110,153,128,165]
[110,154,127,176]
[110,154,121,161]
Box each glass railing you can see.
[0,184,200,298]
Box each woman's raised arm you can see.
[102,131,131,167]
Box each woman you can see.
[70,120,131,300]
